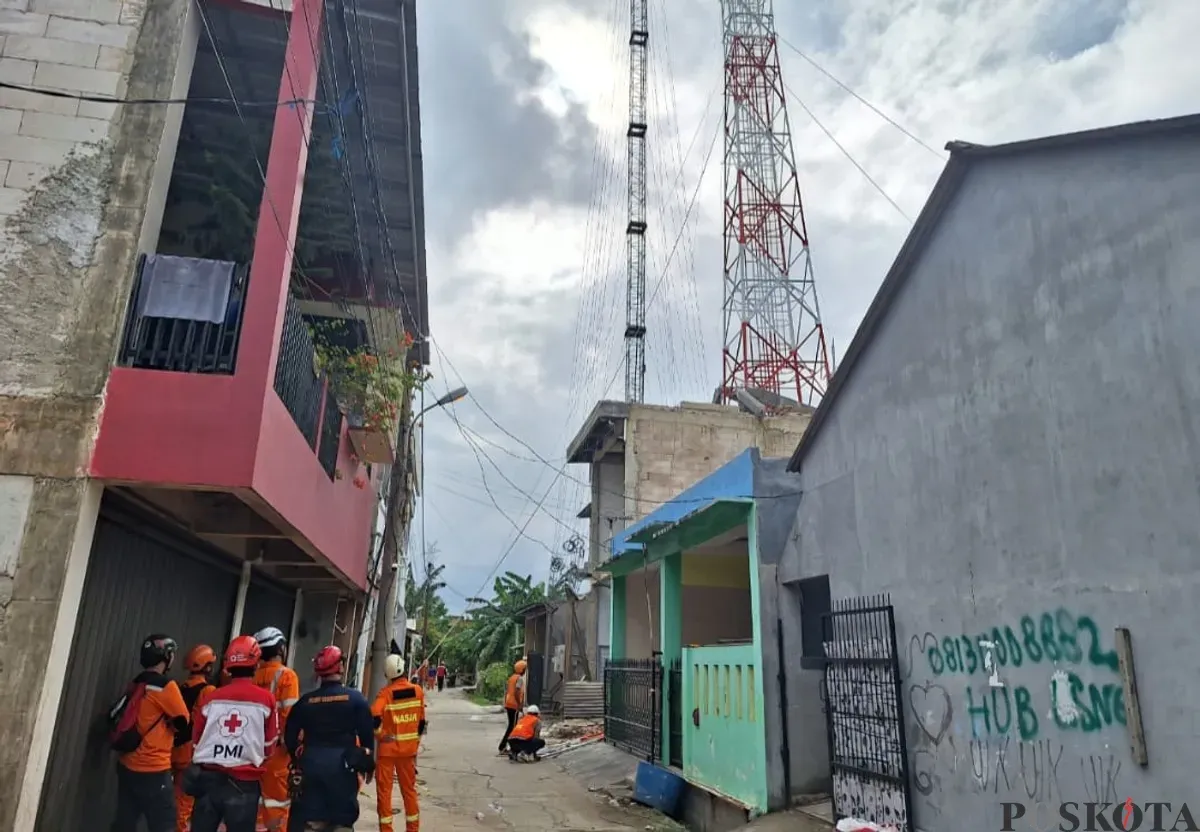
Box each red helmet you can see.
[224,635,262,670]
[313,645,343,678]
[185,644,217,673]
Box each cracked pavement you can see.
[354,688,669,831]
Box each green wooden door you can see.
[682,643,768,811]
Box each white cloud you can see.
[415,0,1200,608]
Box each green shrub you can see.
[477,662,510,703]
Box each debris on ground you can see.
[544,719,603,740]
[836,820,898,832]
[540,719,604,759]
[542,734,604,759]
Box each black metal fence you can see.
[118,255,248,373]
[274,295,323,448]
[603,658,661,761]
[317,386,341,478]
[821,594,912,832]
[667,658,682,768]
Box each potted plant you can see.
[316,332,425,464]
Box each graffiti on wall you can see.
[900,609,1131,824]
[918,609,1125,740]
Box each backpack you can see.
[108,673,168,753]
[173,681,208,748]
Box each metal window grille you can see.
[317,386,342,479]
[273,295,322,448]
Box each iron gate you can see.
[821,594,913,832]
[603,658,661,761]
[667,658,683,768]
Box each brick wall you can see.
[625,402,811,520]
[0,0,194,825]
[0,0,138,228]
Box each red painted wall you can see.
[253,392,375,586]
[91,0,374,588]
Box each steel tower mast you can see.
[623,0,649,403]
[719,0,831,406]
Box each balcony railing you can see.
[118,254,248,372]
[274,295,323,449]
[317,385,342,479]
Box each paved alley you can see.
[356,689,673,832]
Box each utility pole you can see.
[368,385,469,698]
[420,578,430,664]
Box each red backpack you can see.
[108,673,168,753]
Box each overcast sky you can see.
[406,0,1199,612]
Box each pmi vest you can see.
[193,696,273,768]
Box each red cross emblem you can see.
[219,709,245,738]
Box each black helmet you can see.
[140,634,178,669]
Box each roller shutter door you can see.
[36,496,240,832]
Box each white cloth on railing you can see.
[137,254,234,323]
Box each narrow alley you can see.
[356,689,672,832]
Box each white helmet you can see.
[384,653,405,681]
[254,626,287,648]
[526,705,540,715]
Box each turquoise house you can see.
[599,448,803,815]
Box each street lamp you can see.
[368,385,469,696]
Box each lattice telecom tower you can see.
[623,0,649,403]
[719,0,831,407]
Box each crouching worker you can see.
[186,636,279,832]
[372,653,426,832]
[506,705,545,762]
[285,646,375,832]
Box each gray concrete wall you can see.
[0,0,197,825]
[591,454,626,569]
[781,134,1200,831]
[291,592,343,693]
[750,459,816,809]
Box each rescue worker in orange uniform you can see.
[253,626,300,832]
[506,705,545,762]
[371,653,426,832]
[497,659,527,754]
[172,644,217,832]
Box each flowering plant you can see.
[316,331,427,436]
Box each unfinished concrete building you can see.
[565,399,812,670]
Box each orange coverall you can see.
[254,659,300,831]
[372,677,426,832]
[171,676,215,832]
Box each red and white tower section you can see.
[719,0,831,406]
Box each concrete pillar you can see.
[659,552,681,765]
[8,480,103,831]
[0,0,199,822]
[609,575,627,661]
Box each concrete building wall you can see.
[590,453,626,569]
[625,402,810,523]
[0,0,197,824]
[780,135,1200,830]
[623,567,659,659]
